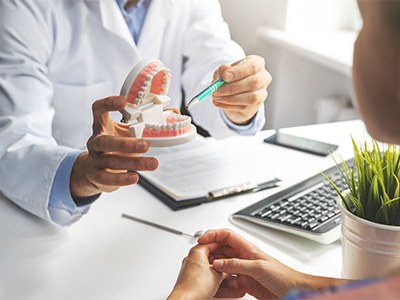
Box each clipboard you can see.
[139,174,280,210]
[138,136,280,210]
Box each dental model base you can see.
[120,58,196,147]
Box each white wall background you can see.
[219,0,360,129]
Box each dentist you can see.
[0,0,271,225]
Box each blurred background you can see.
[219,0,361,129]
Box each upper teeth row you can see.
[135,67,171,105]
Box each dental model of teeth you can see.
[120,58,196,147]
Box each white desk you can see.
[0,120,368,300]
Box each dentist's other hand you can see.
[70,96,158,199]
[213,55,271,125]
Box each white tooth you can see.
[146,74,152,80]
[145,124,151,129]
[160,124,167,130]
[173,123,178,130]
[178,123,183,129]
[138,91,144,98]
[167,123,172,130]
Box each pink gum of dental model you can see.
[120,58,193,139]
[126,61,167,105]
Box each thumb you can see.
[92,96,126,120]
[213,258,263,278]
[92,96,126,133]
[214,64,231,81]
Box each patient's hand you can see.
[168,243,226,300]
[198,229,348,299]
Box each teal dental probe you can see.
[186,78,225,109]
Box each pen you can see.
[207,178,280,200]
[186,58,247,109]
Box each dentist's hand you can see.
[70,96,158,199]
[213,55,271,125]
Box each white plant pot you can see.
[337,196,400,279]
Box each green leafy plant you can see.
[325,137,400,226]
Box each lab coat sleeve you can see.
[0,1,78,223]
[48,152,93,226]
[181,0,265,138]
[220,104,266,136]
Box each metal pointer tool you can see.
[121,213,204,238]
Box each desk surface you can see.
[0,120,368,300]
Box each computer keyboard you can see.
[231,159,353,245]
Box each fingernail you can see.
[213,260,223,268]
[224,71,234,82]
[147,159,158,170]
[137,141,148,152]
[128,173,139,183]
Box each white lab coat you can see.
[0,0,252,222]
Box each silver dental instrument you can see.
[121,213,204,238]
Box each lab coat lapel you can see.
[137,0,176,56]
[98,0,141,57]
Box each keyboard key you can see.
[301,221,309,228]
[313,213,322,219]
[308,217,316,223]
[271,205,280,212]
[278,215,291,222]
[270,213,280,220]
[280,199,290,207]
[261,210,272,217]
[320,215,329,222]
[290,217,301,224]
[308,221,319,229]
[327,212,335,218]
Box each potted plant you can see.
[326,138,400,280]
